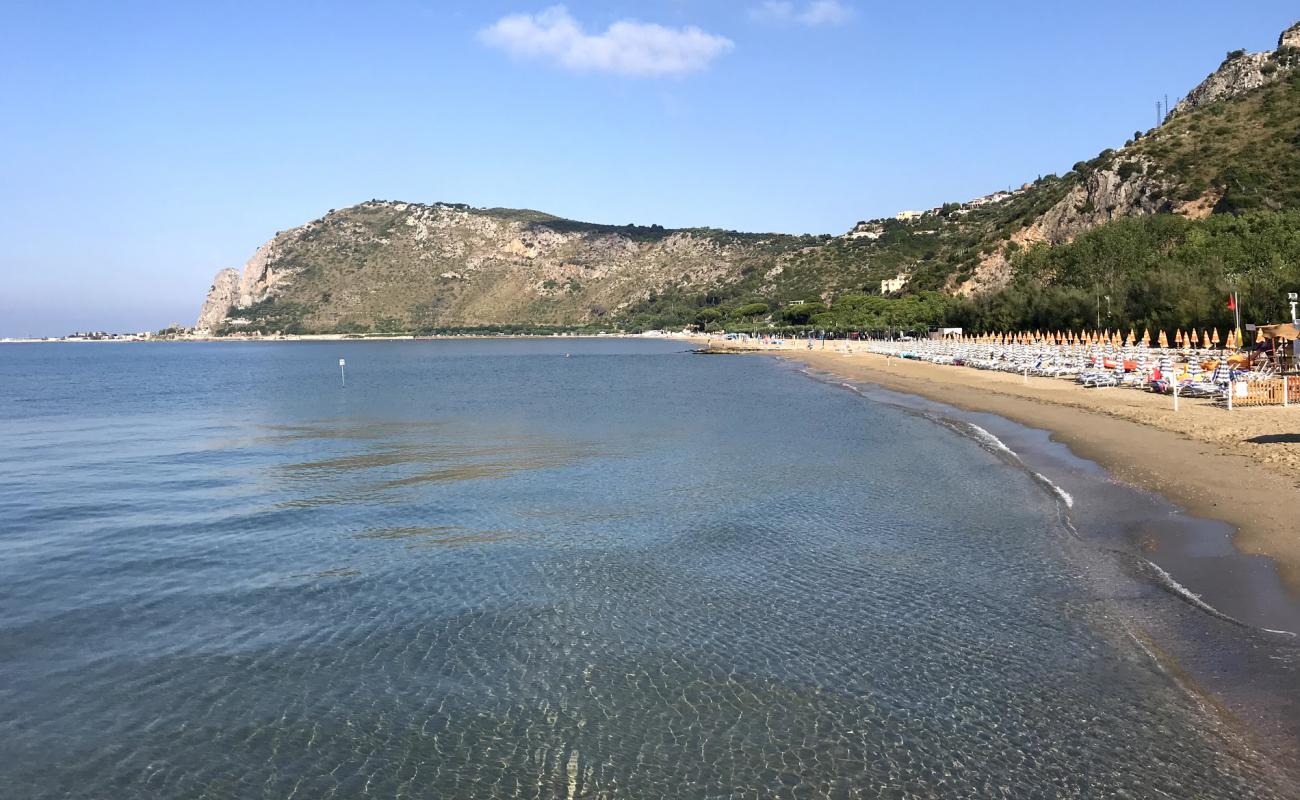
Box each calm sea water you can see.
[0,339,1287,798]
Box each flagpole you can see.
[1233,290,1242,349]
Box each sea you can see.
[0,338,1295,798]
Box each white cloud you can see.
[750,0,854,27]
[478,6,734,77]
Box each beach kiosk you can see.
[1256,322,1300,374]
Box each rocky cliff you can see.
[196,201,805,333]
[1172,23,1300,115]
[196,268,240,331]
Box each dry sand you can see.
[701,339,1300,592]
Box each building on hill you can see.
[881,274,909,294]
[894,210,923,222]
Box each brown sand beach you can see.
[696,337,1300,595]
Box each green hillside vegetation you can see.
[1133,63,1300,213]
[951,210,1300,335]
[621,64,1300,335]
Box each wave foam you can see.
[964,422,1016,457]
[1144,558,1296,636]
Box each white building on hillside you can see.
[881,274,909,294]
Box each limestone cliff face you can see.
[956,158,1171,296]
[195,268,240,331]
[236,239,291,308]
[1028,158,1170,246]
[1173,52,1274,115]
[195,201,797,332]
[1279,21,1300,51]
[1172,24,1299,115]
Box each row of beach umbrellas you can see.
[959,328,1239,349]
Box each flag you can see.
[1228,294,1236,311]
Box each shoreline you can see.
[0,333,648,344]
[702,340,1300,597]
[712,340,1300,779]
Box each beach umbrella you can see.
[1158,329,1169,348]
[1212,327,1221,347]
[1226,329,1237,350]
[1128,328,1137,346]
[1142,328,1152,347]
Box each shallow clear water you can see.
[0,340,1287,797]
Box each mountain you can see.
[197,22,1300,336]
[195,202,809,334]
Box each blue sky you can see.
[1,1,1296,336]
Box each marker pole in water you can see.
[339,357,346,388]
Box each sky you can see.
[1,1,1297,336]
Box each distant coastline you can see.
[0,331,688,344]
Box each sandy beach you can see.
[698,338,1300,595]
